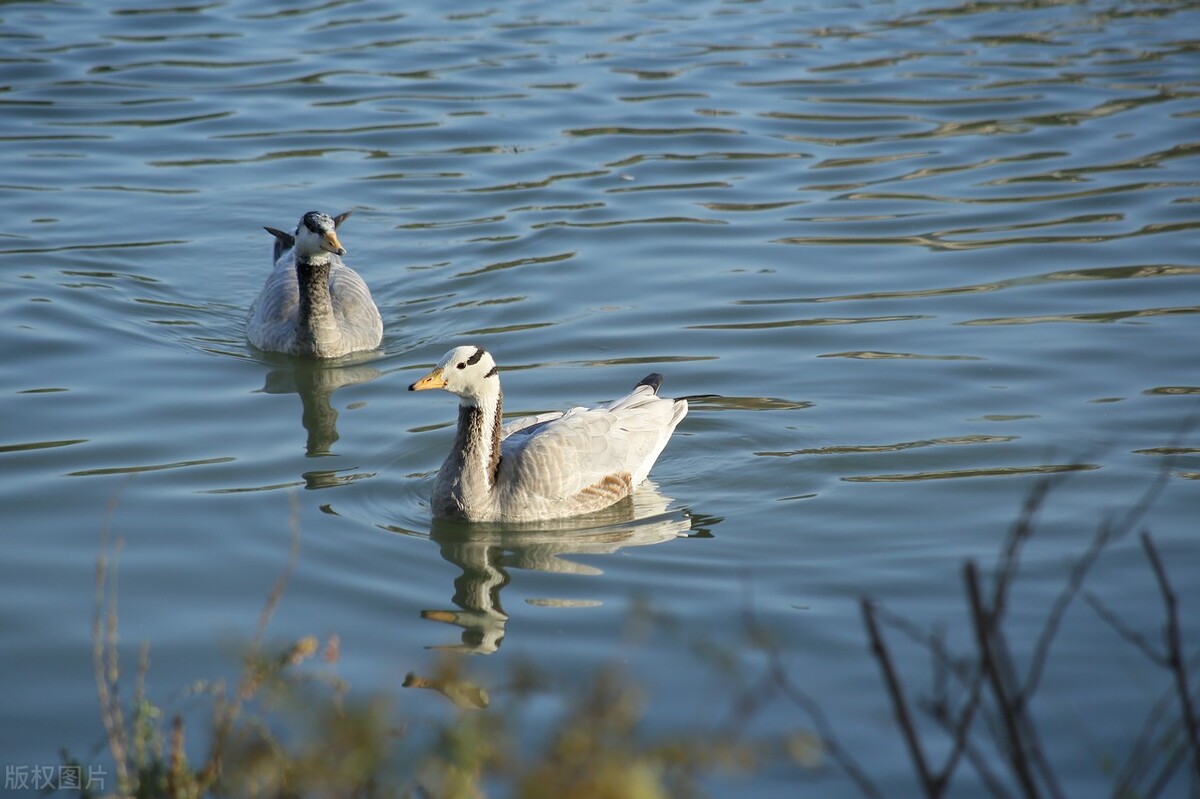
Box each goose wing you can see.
[328,262,383,346]
[246,260,300,351]
[497,384,685,512]
[246,259,382,353]
[501,411,566,440]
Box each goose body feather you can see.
[411,347,687,523]
[246,211,383,358]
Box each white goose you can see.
[246,211,383,358]
[409,346,688,522]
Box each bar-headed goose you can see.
[409,346,688,522]
[246,211,383,358]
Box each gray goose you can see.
[246,211,382,358]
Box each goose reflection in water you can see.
[420,481,696,655]
[258,358,382,487]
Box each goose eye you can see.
[456,363,466,370]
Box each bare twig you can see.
[965,563,1041,799]
[93,480,133,794]
[853,464,1190,799]
[765,645,883,798]
[1022,469,1171,706]
[1113,677,1188,797]
[722,583,882,797]
[1141,532,1200,780]
[977,477,1065,799]
[991,476,1057,614]
[94,539,130,793]
[926,698,1015,799]
[717,667,776,740]
[252,492,304,648]
[863,597,940,797]
[872,602,1006,797]
[133,642,150,769]
[874,605,976,686]
[941,668,989,795]
[1018,520,1114,708]
[1141,741,1195,799]
[1082,590,1167,666]
[168,714,186,798]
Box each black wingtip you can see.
[635,373,665,393]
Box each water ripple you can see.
[67,456,235,477]
[4,1,1199,788]
[0,439,88,455]
[689,314,931,331]
[962,305,1200,326]
[734,264,1200,306]
[844,463,1101,482]
[758,434,1016,457]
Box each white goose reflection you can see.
[421,482,695,655]
[259,359,383,489]
[260,359,382,456]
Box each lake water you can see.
[2,0,1198,795]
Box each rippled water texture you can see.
[2,0,1198,795]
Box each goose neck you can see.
[453,388,504,493]
[294,257,338,353]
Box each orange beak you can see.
[323,230,346,256]
[409,368,447,391]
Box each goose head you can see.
[292,210,349,260]
[409,345,499,405]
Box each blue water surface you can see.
[2,1,1198,796]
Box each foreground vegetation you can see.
[71,475,1198,798]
